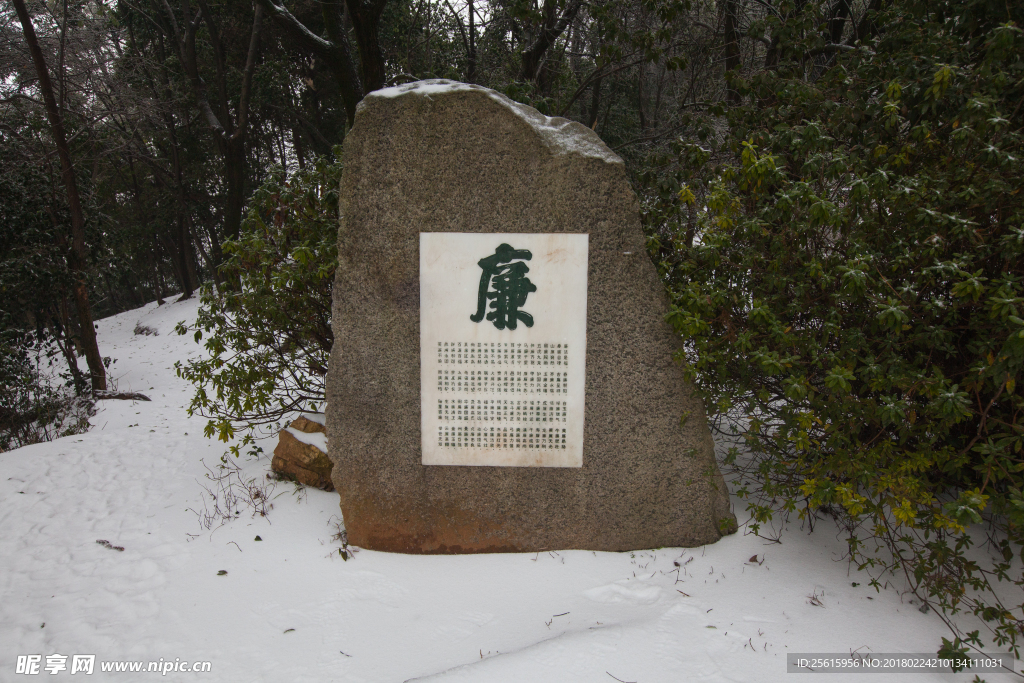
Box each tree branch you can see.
[0,93,45,106]
[162,0,227,138]
[257,0,333,55]
[805,43,871,57]
[258,0,362,124]
[194,0,231,131]
[521,0,583,82]
[442,0,470,60]
[233,3,264,141]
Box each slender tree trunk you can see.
[347,0,388,93]
[637,69,647,130]
[520,0,582,83]
[467,0,476,83]
[162,234,191,295]
[14,0,106,391]
[829,0,851,44]
[598,83,617,136]
[813,0,852,75]
[174,214,196,298]
[153,239,166,305]
[852,0,885,45]
[126,158,164,305]
[293,127,306,169]
[586,77,602,129]
[260,0,363,125]
[723,0,741,104]
[168,0,261,283]
[653,66,665,128]
[167,127,197,296]
[49,302,85,393]
[185,220,201,288]
[203,219,225,290]
[223,137,247,243]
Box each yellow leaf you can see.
[678,185,697,206]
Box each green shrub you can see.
[0,147,95,450]
[643,0,1024,659]
[176,154,341,456]
[0,333,94,452]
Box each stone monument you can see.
[326,80,735,553]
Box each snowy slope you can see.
[0,299,994,681]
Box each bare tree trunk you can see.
[293,126,306,169]
[153,239,166,305]
[637,68,647,130]
[347,0,388,93]
[852,0,886,45]
[467,0,476,83]
[167,122,197,292]
[321,0,363,120]
[165,0,263,277]
[185,220,202,288]
[174,214,196,298]
[13,0,106,391]
[126,158,164,305]
[586,77,602,129]
[829,0,852,44]
[161,232,191,295]
[50,300,85,392]
[815,0,852,74]
[260,0,363,125]
[520,0,582,82]
[223,137,247,243]
[598,83,617,136]
[723,0,741,104]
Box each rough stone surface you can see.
[327,79,735,553]
[272,426,334,491]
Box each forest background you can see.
[3,0,1024,667]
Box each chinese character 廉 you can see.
[470,244,536,330]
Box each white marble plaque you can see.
[420,233,588,467]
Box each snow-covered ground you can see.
[0,299,1004,681]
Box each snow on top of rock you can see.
[299,412,326,427]
[366,79,623,165]
[369,79,482,99]
[285,426,327,452]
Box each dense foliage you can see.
[0,149,74,370]
[0,140,96,450]
[175,154,341,457]
[645,0,1024,659]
